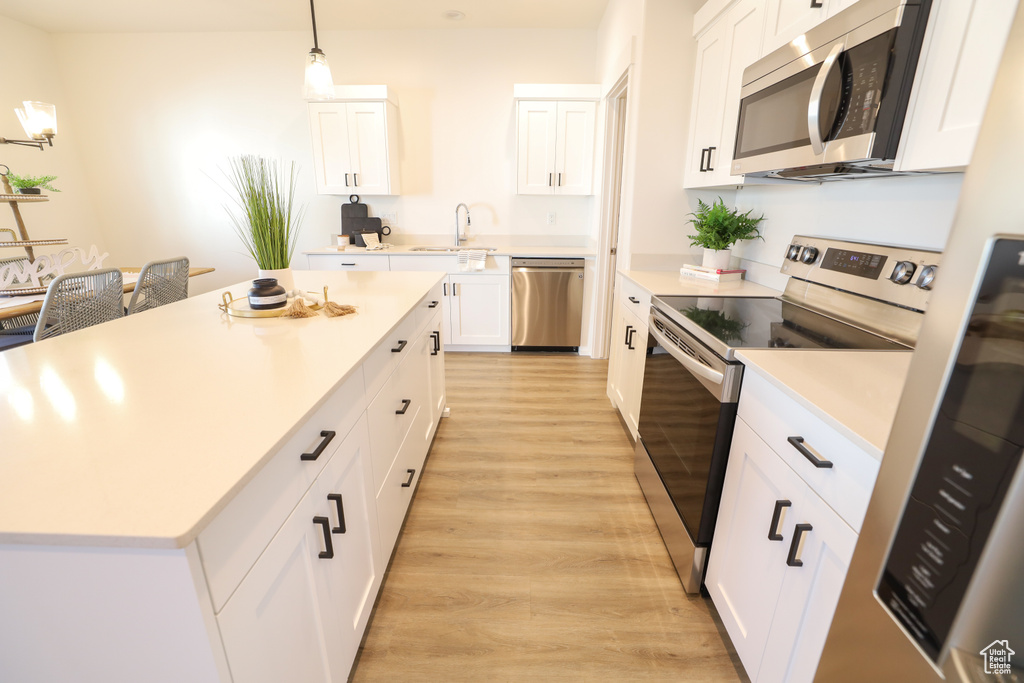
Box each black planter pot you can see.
[18,188,41,195]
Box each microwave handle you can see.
[808,42,844,156]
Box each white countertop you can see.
[304,243,596,258]
[622,269,782,297]
[0,270,444,549]
[736,350,913,459]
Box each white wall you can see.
[50,28,599,292]
[0,16,105,257]
[732,174,964,289]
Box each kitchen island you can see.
[0,270,447,682]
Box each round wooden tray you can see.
[219,291,324,318]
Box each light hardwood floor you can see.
[352,353,744,682]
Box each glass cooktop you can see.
[653,295,910,360]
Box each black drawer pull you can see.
[301,430,336,461]
[396,399,412,415]
[810,0,823,7]
[341,263,356,266]
[327,493,346,534]
[628,296,640,304]
[391,339,408,353]
[402,469,416,487]
[428,300,439,308]
[787,523,813,567]
[768,500,791,541]
[788,436,833,468]
[314,516,334,559]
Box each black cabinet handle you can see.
[314,516,333,559]
[428,300,439,308]
[341,263,356,266]
[699,147,708,172]
[706,146,716,172]
[344,173,349,187]
[628,296,640,304]
[626,326,636,350]
[787,523,813,567]
[768,500,792,541]
[353,173,358,186]
[430,331,440,355]
[301,430,336,461]
[810,0,823,7]
[327,494,346,534]
[443,282,447,296]
[788,436,833,468]
[402,468,416,487]
[548,172,553,187]
[558,172,562,186]
[391,339,408,353]
[624,324,633,346]
[396,399,412,415]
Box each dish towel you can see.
[457,249,487,272]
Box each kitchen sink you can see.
[409,246,498,252]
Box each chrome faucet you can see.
[455,203,471,247]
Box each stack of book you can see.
[679,264,746,282]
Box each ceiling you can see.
[0,0,612,33]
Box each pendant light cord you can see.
[309,0,320,50]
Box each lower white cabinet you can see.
[448,273,510,346]
[217,417,380,682]
[707,368,867,683]
[606,275,650,439]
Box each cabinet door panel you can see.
[607,304,630,414]
[449,274,510,346]
[309,104,353,194]
[428,312,446,421]
[517,101,558,194]
[346,102,389,194]
[217,489,332,683]
[684,21,728,187]
[757,491,858,683]
[622,307,647,437]
[555,101,596,195]
[717,0,765,185]
[706,417,806,682]
[761,0,828,57]
[896,0,1016,171]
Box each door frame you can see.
[592,67,631,359]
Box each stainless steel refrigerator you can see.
[816,5,1024,681]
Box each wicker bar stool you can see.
[0,257,40,350]
[126,256,189,315]
[34,268,125,342]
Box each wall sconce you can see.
[1,102,58,151]
[303,0,335,100]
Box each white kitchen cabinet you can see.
[308,92,400,195]
[895,0,1017,172]
[606,275,650,439]
[516,100,597,195]
[760,0,861,57]
[449,273,511,346]
[707,367,868,683]
[426,309,447,421]
[217,417,380,682]
[684,0,765,189]
[307,253,390,271]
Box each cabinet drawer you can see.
[375,409,428,556]
[388,255,456,272]
[366,336,429,496]
[619,275,651,314]
[197,369,366,613]
[414,280,445,331]
[737,369,879,533]
[307,253,390,271]
[362,310,419,401]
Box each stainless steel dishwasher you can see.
[511,257,585,351]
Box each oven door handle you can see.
[808,42,844,156]
[649,320,725,386]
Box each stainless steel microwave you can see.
[731,0,932,181]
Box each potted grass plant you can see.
[6,172,60,195]
[686,197,764,270]
[224,155,304,293]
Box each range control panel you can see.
[781,236,941,312]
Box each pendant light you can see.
[303,0,335,100]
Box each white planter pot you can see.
[258,266,295,293]
[702,249,732,271]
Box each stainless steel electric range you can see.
[634,236,941,593]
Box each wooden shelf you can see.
[0,238,68,248]
[0,194,49,203]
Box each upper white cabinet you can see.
[515,85,599,195]
[684,0,765,189]
[308,86,400,195]
[760,0,860,57]
[895,0,1017,172]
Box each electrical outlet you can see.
[380,212,397,224]
[546,212,557,225]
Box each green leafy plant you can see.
[223,155,303,270]
[683,306,747,342]
[686,197,763,250]
[6,172,60,192]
